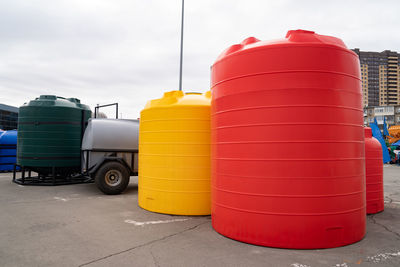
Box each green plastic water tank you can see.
[17,95,92,174]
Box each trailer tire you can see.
[95,161,130,195]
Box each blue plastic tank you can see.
[0,130,18,171]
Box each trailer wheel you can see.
[95,161,130,195]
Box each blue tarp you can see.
[369,122,391,163]
[392,140,400,147]
[383,117,390,136]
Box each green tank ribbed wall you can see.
[17,95,91,173]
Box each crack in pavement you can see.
[369,214,400,240]
[385,196,393,204]
[149,245,160,267]
[6,196,91,205]
[384,192,400,205]
[78,220,209,267]
[5,199,67,205]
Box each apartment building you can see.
[353,49,400,107]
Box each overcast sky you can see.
[1,0,399,118]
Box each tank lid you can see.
[142,90,211,110]
[285,29,315,38]
[39,95,57,100]
[22,95,91,111]
[215,29,348,62]
[67,98,81,104]
[364,127,372,138]
[284,29,346,48]
[37,95,82,104]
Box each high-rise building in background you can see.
[353,49,400,107]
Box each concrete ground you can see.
[0,166,399,267]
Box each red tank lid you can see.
[364,127,372,138]
[215,29,349,62]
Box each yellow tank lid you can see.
[143,91,211,110]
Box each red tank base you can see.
[212,207,366,249]
[367,202,384,214]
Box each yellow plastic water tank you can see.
[138,90,211,215]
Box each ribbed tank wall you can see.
[364,127,384,214]
[138,91,211,215]
[211,30,366,248]
[17,95,91,173]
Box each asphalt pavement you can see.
[0,165,399,267]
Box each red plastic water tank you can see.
[211,30,366,249]
[364,127,384,214]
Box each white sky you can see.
[1,0,399,118]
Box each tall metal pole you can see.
[178,0,184,91]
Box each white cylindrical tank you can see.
[81,119,139,173]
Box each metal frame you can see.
[94,103,119,119]
[82,149,138,177]
[12,164,93,186]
